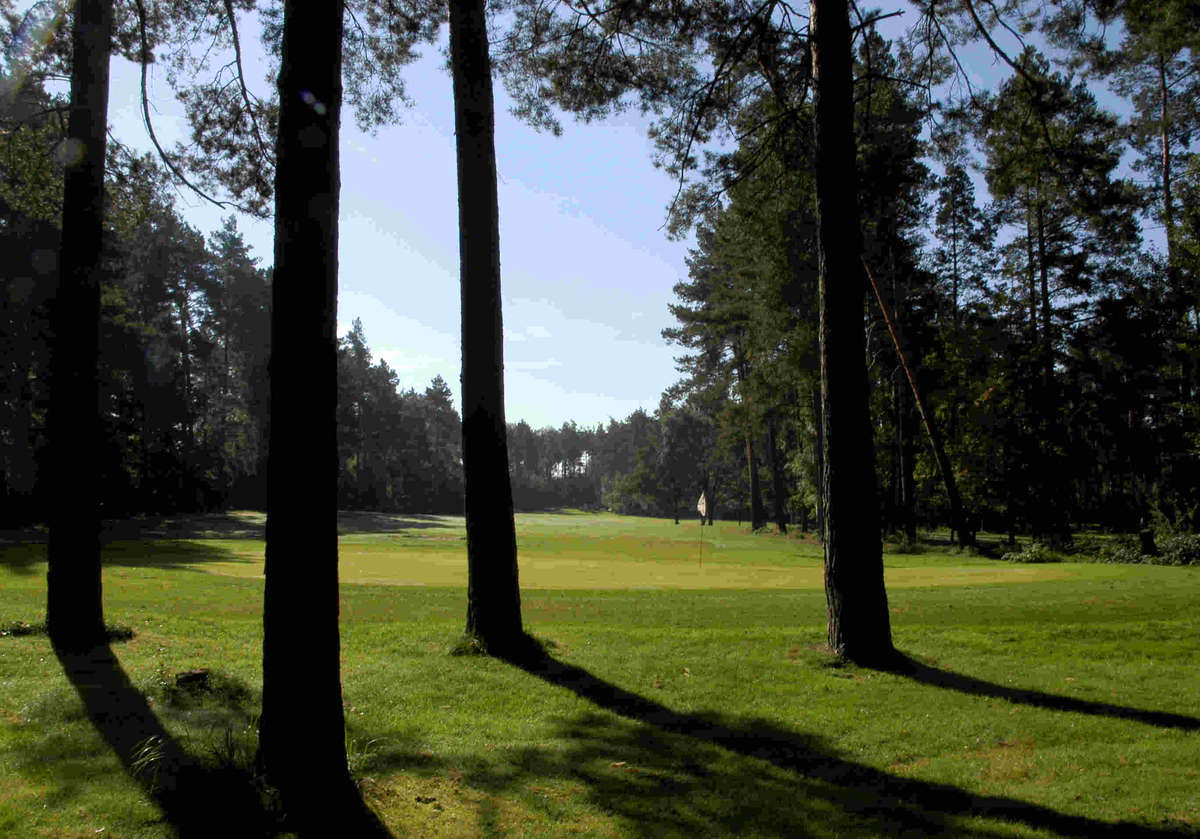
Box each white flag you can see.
[696,492,707,518]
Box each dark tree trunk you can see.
[810,383,825,543]
[895,378,918,543]
[450,0,525,653]
[865,263,970,548]
[1158,53,1174,267]
[810,0,893,665]
[1024,194,1038,343]
[746,431,766,530]
[47,0,114,651]
[706,473,718,525]
[766,415,788,534]
[1034,190,1070,546]
[258,1,359,826]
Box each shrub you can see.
[1001,542,1060,563]
[1096,541,1147,565]
[1157,534,1200,567]
[886,538,924,555]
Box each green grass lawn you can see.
[1,511,1197,837]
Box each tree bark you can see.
[767,415,788,534]
[450,0,525,653]
[896,377,918,544]
[810,383,825,543]
[706,472,718,525]
[1158,52,1174,265]
[258,0,357,824]
[1024,192,1037,343]
[864,263,968,547]
[810,0,893,665]
[47,0,114,651]
[746,430,766,530]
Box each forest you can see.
[2,0,1199,830]
[3,1,1198,543]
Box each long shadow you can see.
[102,510,454,540]
[0,532,254,577]
[1,511,458,576]
[885,653,1200,732]
[0,539,247,576]
[54,641,393,838]
[336,510,458,535]
[505,647,1194,839]
[5,510,454,547]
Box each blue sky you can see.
[104,22,692,431]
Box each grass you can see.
[1,511,1197,837]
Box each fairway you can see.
[3,511,1198,838]
[94,510,1080,589]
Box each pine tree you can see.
[810,0,893,664]
[258,1,365,828]
[46,0,114,651]
[450,0,527,656]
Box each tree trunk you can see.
[1158,52,1174,265]
[1035,192,1052,385]
[46,0,113,651]
[746,430,766,530]
[864,262,970,548]
[896,378,918,543]
[810,383,825,543]
[810,0,893,665]
[767,415,788,534]
[1024,193,1037,343]
[177,275,195,507]
[450,0,525,653]
[258,1,357,825]
[706,473,718,525]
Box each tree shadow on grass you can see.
[501,647,1194,838]
[53,642,393,838]
[101,510,456,539]
[4,510,456,548]
[461,711,1012,838]
[0,511,458,577]
[0,534,254,577]
[336,510,459,535]
[884,653,1200,732]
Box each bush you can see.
[884,537,924,555]
[1001,542,1060,563]
[1095,541,1147,565]
[1091,533,1200,566]
[1157,534,1200,567]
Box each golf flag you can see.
[697,492,707,519]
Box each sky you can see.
[102,19,694,432]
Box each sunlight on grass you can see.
[103,511,1083,589]
[2,511,1198,837]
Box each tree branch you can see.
[133,0,248,214]
[222,0,272,165]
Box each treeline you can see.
[0,74,465,521]
[0,69,802,525]
[628,23,1200,542]
[5,4,1199,544]
[550,26,1200,542]
[0,72,674,522]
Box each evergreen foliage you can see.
[1,0,1197,538]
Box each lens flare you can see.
[1,1,67,109]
